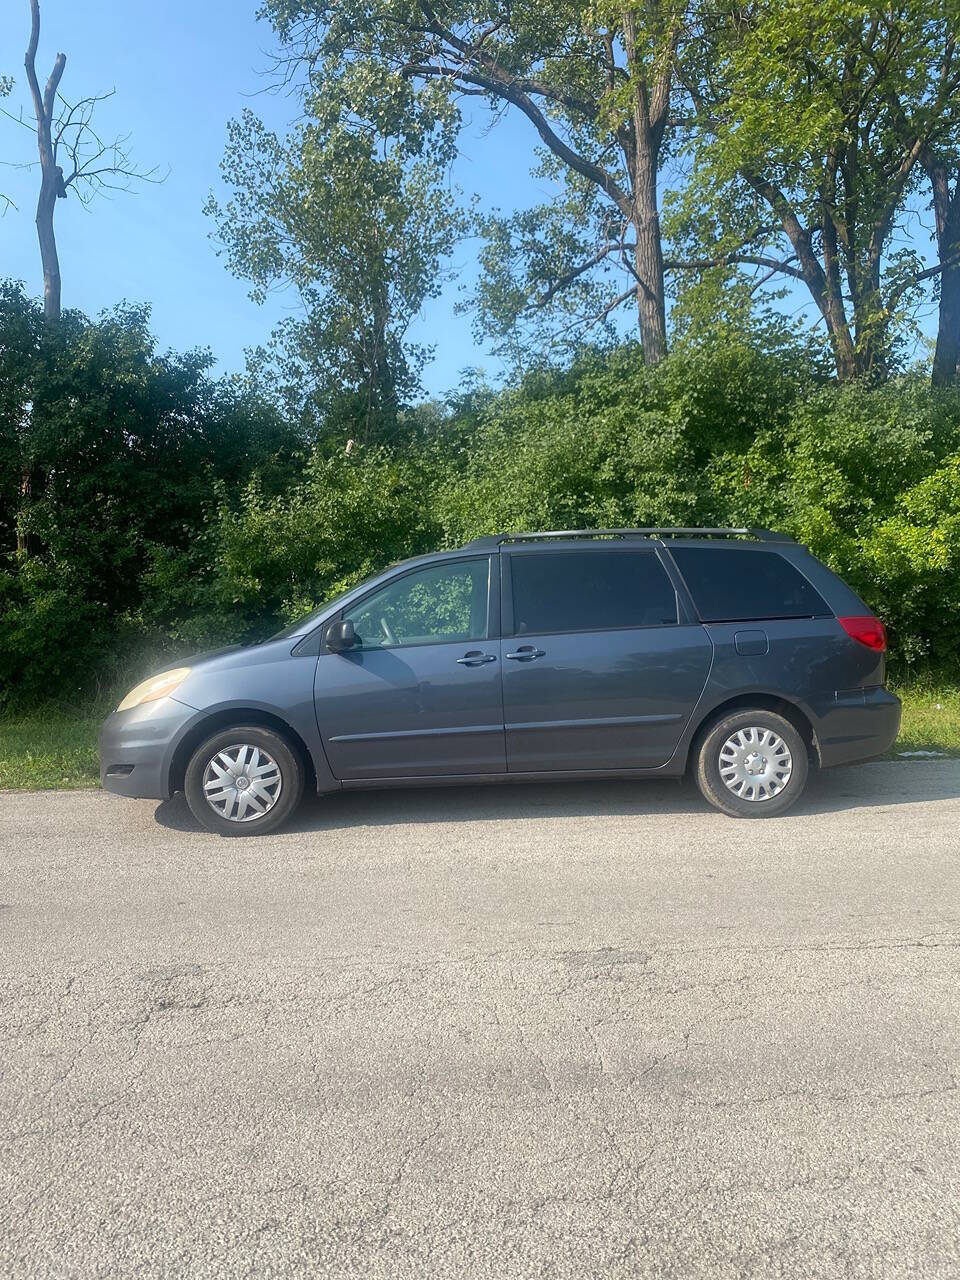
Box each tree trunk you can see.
[36,174,62,322]
[621,10,668,367]
[16,468,31,555]
[742,171,859,380]
[25,2,66,323]
[820,256,859,377]
[820,184,864,378]
[932,258,960,386]
[805,253,858,379]
[828,332,858,380]
[15,461,42,556]
[361,278,397,443]
[632,177,668,366]
[928,162,960,387]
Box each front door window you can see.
[344,559,490,649]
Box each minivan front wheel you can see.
[184,725,304,836]
[695,709,808,819]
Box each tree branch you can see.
[887,254,960,310]
[665,252,805,280]
[534,242,630,306]
[589,285,639,326]
[24,0,45,126]
[404,60,632,215]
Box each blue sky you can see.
[0,2,939,394]
[0,0,548,396]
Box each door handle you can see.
[505,646,546,661]
[457,651,497,666]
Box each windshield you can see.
[267,556,428,641]
[268,583,359,640]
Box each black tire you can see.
[694,709,808,819]
[184,725,304,837]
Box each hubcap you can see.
[202,744,282,822]
[718,727,793,803]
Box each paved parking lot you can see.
[2,761,959,1278]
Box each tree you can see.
[674,0,960,381]
[262,0,694,368]
[208,74,465,442]
[908,131,960,386]
[20,0,157,320]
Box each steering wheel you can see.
[379,616,398,647]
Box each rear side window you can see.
[510,551,678,635]
[670,547,830,622]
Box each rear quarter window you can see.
[669,547,831,622]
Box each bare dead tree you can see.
[21,0,159,320]
[10,2,159,554]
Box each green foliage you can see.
[435,342,818,538]
[2,279,960,709]
[673,0,960,378]
[0,282,304,708]
[437,350,960,668]
[260,0,692,363]
[185,340,960,674]
[207,67,465,441]
[257,1,960,375]
[472,156,634,365]
[861,453,960,667]
[180,446,442,639]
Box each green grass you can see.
[893,686,960,757]
[0,714,102,790]
[0,686,958,790]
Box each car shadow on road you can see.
[153,760,960,835]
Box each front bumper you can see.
[99,697,198,799]
[812,685,902,768]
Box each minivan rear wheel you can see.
[184,725,304,836]
[695,709,808,819]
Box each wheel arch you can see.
[685,693,821,773]
[168,708,318,796]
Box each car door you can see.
[501,546,712,771]
[314,555,506,780]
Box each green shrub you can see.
[435,349,960,673]
[860,453,960,668]
[199,446,443,635]
[3,307,960,708]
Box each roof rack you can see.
[464,527,794,548]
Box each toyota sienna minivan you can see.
[100,528,901,834]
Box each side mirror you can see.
[326,619,358,652]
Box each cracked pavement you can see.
[2,760,960,1279]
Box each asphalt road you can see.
[2,761,960,1280]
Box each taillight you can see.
[837,616,887,651]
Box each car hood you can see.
[175,639,294,675]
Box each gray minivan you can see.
[100,529,901,834]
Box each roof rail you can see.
[463,527,794,548]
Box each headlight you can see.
[116,667,191,712]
